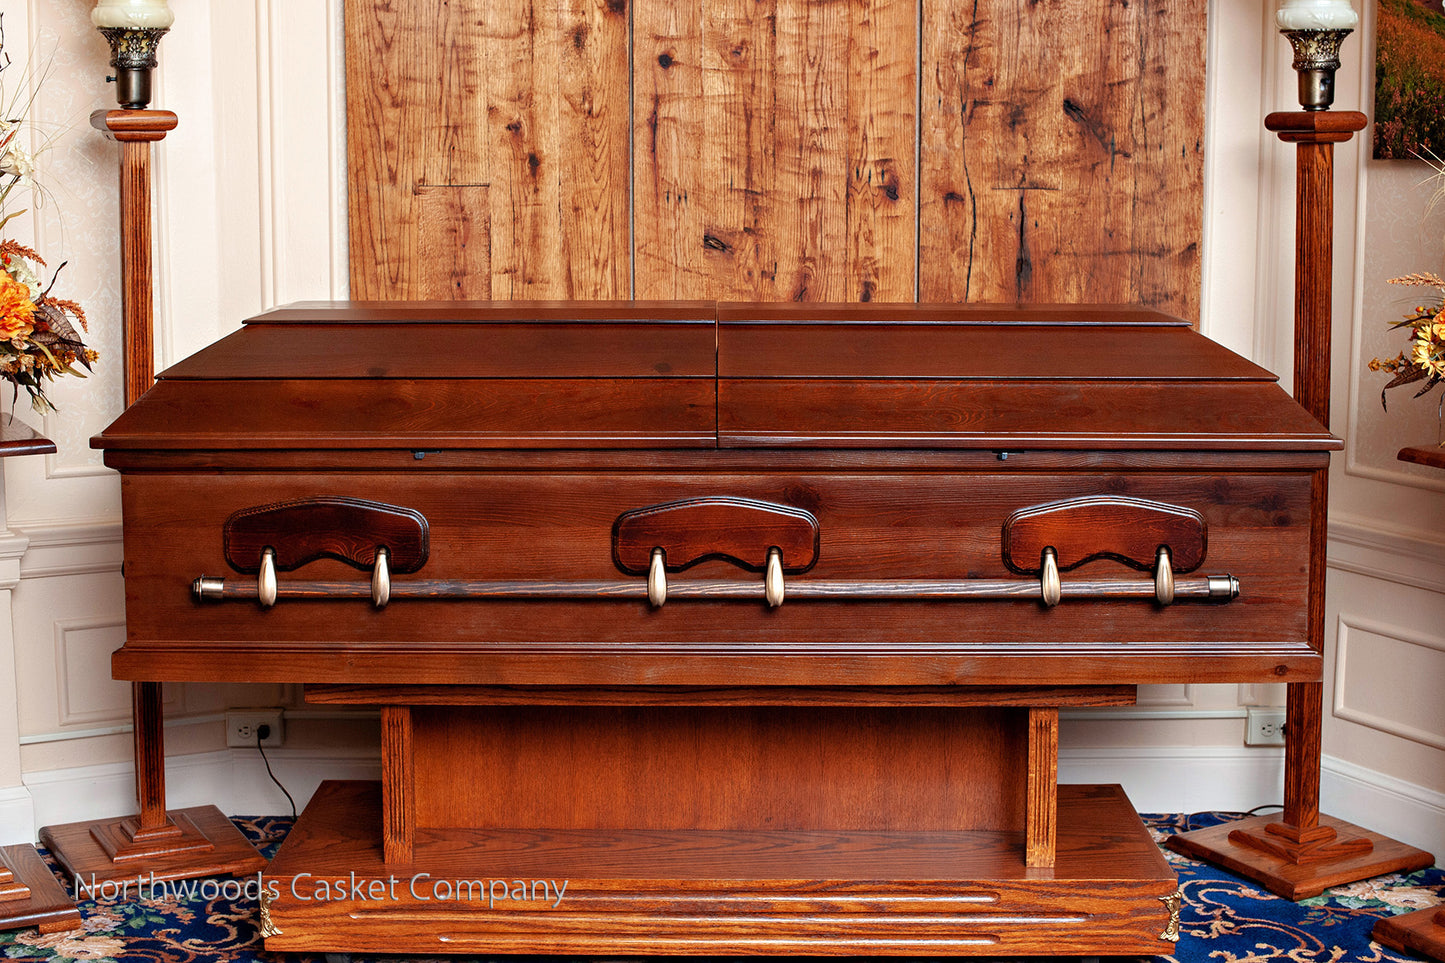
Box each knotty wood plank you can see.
[345,0,629,299]
[919,0,1205,321]
[634,0,707,297]
[415,186,492,299]
[636,0,914,301]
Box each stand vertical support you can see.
[36,110,264,887]
[1167,110,1435,899]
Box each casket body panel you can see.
[96,302,1332,689]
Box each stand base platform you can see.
[38,806,266,890]
[1165,813,1434,900]
[0,845,80,934]
[262,780,1180,956]
[1373,906,1445,962]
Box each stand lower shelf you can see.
[261,780,1180,956]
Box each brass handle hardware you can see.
[765,548,784,608]
[258,548,277,609]
[647,548,667,608]
[1154,546,1174,606]
[372,546,391,609]
[1040,547,1061,608]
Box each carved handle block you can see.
[613,497,819,574]
[224,497,429,574]
[1002,496,1206,575]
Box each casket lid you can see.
[93,301,1337,453]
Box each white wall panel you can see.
[1335,617,1445,751]
[54,616,131,727]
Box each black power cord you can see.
[255,724,298,820]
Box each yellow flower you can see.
[0,270,35,341]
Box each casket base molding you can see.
[261,780,1180,956]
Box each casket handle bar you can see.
[194,494,1240,608]
[193,572,1240,605]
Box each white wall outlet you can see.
[1245,707,1287,746]
[226,709,284,748]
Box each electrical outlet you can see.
[1245,707,1287,746]
[227,709,284,748]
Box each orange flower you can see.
[0,270,34,342]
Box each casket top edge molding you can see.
[91,301,1339,455]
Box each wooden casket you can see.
[93,301,1334,955]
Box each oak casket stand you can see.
[93,301,1335,956]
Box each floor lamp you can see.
[37,0,263,888]
[1168,0,1434,901]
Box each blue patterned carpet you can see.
[1,811,1440,962]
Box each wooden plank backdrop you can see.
[345,0,1205,320]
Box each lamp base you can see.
[1166,813,1433,901]
[1373,906,1445,962]
[0,845,81,935]
[38,806,266,890]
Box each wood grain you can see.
[415,186,491,299]
[1025,707,1058,868]
[1166,812,1433,901]
[344,1,1206,312]
[306,683,1137,707]
[344,0,629,299]
[1002,497,1206,574]
[0,846,80,934]
[1372,906,1445,961]
[110,469,1318,665]
[410,706,1026,831]
[263,781,1177,955]
[613,496,820,573]
[223,497,430,574]
[634,0,915,300]
[919,0,1205,320]
[38,806,265,888]
[380,707,413,864]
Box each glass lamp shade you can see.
[1276,0,1359,31]
[92,0,175,30]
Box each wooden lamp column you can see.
[36,4,264,887]
[1167,5,1434,899]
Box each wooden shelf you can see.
[0,419,54,458]
[1399,445,1445,471]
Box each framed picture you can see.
[1374,0,1445,159]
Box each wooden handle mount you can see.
[613,497,819,575]
[1002,496,1206,576]
[224,497,429,574]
